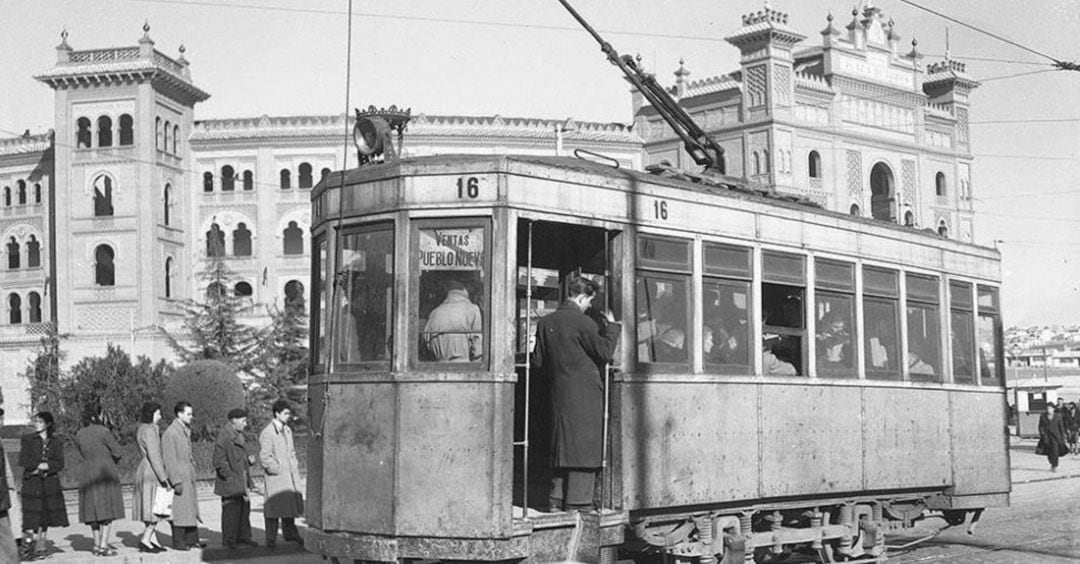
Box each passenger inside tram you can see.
[763,334,797,376]
[422,279,482,362]
[816,312,851,367]
[653,327,686,363]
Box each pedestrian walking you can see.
[1038,402,1068,472]
[214,408,257,550]
[75,404,124,556]
[162,401,203,550]
[132,402,168,553]
[1064,401,1080,456]
[532,275,620,512]
[0,407,20,564]
[19,411,68,560]
[259,400,304,550]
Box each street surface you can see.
[32,438,1080,563]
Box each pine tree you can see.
[167,231,260,372]
[249,301,310,429]
[24,322,66,414]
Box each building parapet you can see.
[0,132,52,157]
[794,71,833,94]
[924,103,954,120]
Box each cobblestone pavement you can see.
[29,437,1080,563]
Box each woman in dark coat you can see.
[532,275,620,512]
[75,405,124,556]
[1038,403,1068,472]
[19,411,68,560]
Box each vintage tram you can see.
[302,152,1009,563]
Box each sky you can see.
[1,0,1078,327]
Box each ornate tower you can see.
[725,3,806,185]
[35,25,210,362]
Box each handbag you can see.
[152,485,174,517]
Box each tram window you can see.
[636,275,690,365]
[637,235,691,367]
[863,266,900,380]
[312,235,329,367]
[703,243,751,374]
[338,226,394,367]
[815,259,855,378]
[414,222,488,366]
[977,285,1004,386]
[905,273,942,382]
[950,281,976,384]
[762,251,805,376]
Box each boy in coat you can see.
[162,401,203,550]
[259,400,304,549]
[532,275,620,512]
[213,408,257,549]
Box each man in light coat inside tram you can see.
[162,401,203,550]
[259,399,304,550]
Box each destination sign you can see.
[418,227,484,271]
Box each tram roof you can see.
[315,153,999,255]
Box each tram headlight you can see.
[354,116,392,157]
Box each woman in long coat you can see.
[132,402,168,552]
[161,402,201,550]
[19,411,68,560]
[1039,402,1068,472]
[75,405,124,556]
[259,400,304,548]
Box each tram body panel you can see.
[949,390,1011,496]
[617,381,761,507]
[862,386,951,489]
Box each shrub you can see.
[164,360,245,442]
[63,345,171,443]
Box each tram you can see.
[302,151,1008,564]
[302,3,1008,563]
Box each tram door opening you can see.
[513,219,618,514]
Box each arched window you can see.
[163,183,172,226]
[97,115,113,148]
[34,183,41,204]
[284,280,305,312]
[870,162,895,222]
[173,124,180,154]
[283,221,303,255]
[94,244,115,286]
[935,172,947,197]
[93,174,114,217]
[243,170,254,191]
[28,292,41,323]
[8,294,21,325]
[119,114,134,146]
[203,172,214,192]
[280,169,291,190]
[27,236,40,268]
[763,149,771,173]
[321,167,331,183]
[808,150,822,178]
[904,210,915,227]
[77,117,92,148]
[164,257,173,298]
[206,282,227,300]
[235,281,253,297]
[849,203,861,216]
[2,187,8,207]
[221,166,235,191]
[155,117,162,150]
[163,121,171,154]
[206,224,225,257]
[6,237,19,269]
[16,180,26,205]
[938,221,949,238]
[752,151,761,175]
[298,163,313,189]
[233,223,252,256]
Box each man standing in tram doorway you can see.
[533,275,621,512]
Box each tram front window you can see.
[415,222,488,366]
[950,281,976,384]
[338,226,394,366]
[977,285,1004,386]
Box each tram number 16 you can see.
[457,177,481,199]
[653,199,669,220]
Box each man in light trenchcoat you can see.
[162,401,202,550]
[259,400,304,550]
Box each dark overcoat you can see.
[213,422,251,498]
[1039,411,1068,458]
[19,432,68,529]
[532,301,620,468]
[75,424,124,523]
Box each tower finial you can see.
[944,26,950,60]
[143,21,150,35]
